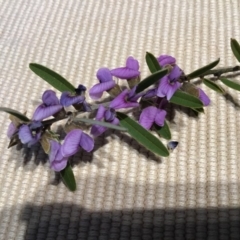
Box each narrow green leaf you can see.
[116,112,169,157]
[231,38,240,62]
[136,68,168,93]
[155,121,171,140]
[74,118,127,131]
[186,59,220,80]
[145,52,162,73]
[220,77,240,91]
[191,107,204,113]
[170,90,204,108]
[0,107,30,122]
[60,163,76,191]
[203,78,225,93]
[29,63,75,92]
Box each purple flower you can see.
[49,129,94,171]
[60,92,85,107]
[89,68,116,100]
[90,105,119,137]
[157,55,176,67]
[198,88,210,106]
[139,106,167,130]
[111,56,140,79]
[109,89,139,109]
[33,90,63,121]
[18,124,41,147]
[157,65,182,100]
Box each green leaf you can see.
[186,58,220,80]
[145,52,162,73]
[116,112,169,157]
[170,90,204,108]
[155,121,171,140]
[191,107,204,113]
[136,68,168,93]
[231,38,240,62]
[203,78,225,93]
[74,118,127,131]
[0,107,30,122]
[219,77,240,91]
[29,63,76,92]
[60,163,76,191]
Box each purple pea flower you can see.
[198,88,210,106]
[111,56,140,79]
[139,106,167,130]
[157,55,176,67]
[33,90,63,121]
[91,105,119,137]
[157,65,182,100]
[49,129,94,171]
[18,122,42,147]
[109,89,140,109]
[89,68,116,100]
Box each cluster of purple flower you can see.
[7,54,210,172]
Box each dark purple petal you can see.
[60,92,85,107]
[158,55,176,67]
[155,109,167,127]
[61,129,82,157]
[127,86,144,101]
[139,106,158,130]
[18,125,33,144]
[29,121,42,130]
[75,84,87,95]
[169,65,182,82]
[79,132,94,152]
[109,89,139,109]
[90,125,107,137]
[42,90,60,105]
[32,104,63,121]
[97,68,113,83]
[27,132,41,147]
[7,122,17,138]
[126,56,139,70]
[157,77,181,100]
[111,67,140,79]
[104,108,116,122]
[198,88,210,106]
[89,81,116,100]
[142,88,157,99]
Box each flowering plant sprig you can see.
[1,38,240,191]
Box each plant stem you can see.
[200,66,240,78]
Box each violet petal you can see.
[90,125,107,137]
[79,132,94,152]
[139,106,158,130]
[97,68,113,83]
[49,140,61,165]
[42,90,60,105]
[198,88,210,106]
[158,55,176,67]
[18,125,33,144]
[126,56,139,70]
[89,81,116,100]
[32,104,63,121]
[61,129,82,157]
[155,109,167,127]
[169,65,182,82]
[111,67,140,79]
[60,92,85,107]
[95,105,106,120]
[109,89,139,109]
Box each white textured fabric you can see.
[0,0,240,239]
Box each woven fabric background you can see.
[0,0,240,239]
